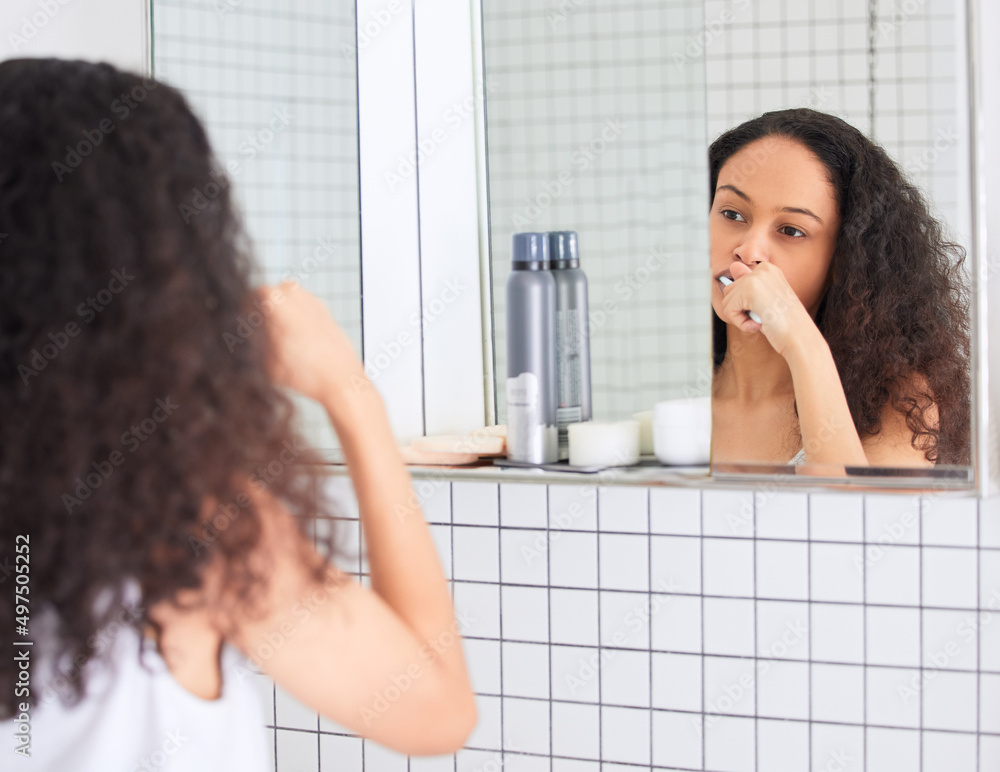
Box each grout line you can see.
[316,719,998,740]
[596,486,604,764]
[862,494,868,771]
[976,498,983,770]
[497,483,505,764]
[451,482,458,772]
[868,0,877,139]
[422,518,992,550]
[547,485,554,762]
[752,488,759,772]
[272,681,278,771]
[976,496,981,771]
[647,488,654,766]
[808,491,814,769]
[918,498,924,772]
[700,487,706,769]
[454,627,993,676]
[449,576,982,612]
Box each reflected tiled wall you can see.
[257,479,1000,772]
[703,0,970,249]
[485,0,713,422]
[152,0,362,450]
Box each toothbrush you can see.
[717,275,763,324]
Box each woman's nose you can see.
[733,228,768,268]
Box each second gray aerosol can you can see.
[549,231,592,459]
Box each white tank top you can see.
[1,610,269,772]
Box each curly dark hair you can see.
[0,59,336,719]
[709,108,971,465]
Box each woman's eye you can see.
[780,225,805,237]
[720,209,745,223]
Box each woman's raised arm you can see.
[225,283,475,755]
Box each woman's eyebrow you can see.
[718,183,825,225]
[780,206,824,224]
[717,183,751,202]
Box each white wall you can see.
[0,0,149,73]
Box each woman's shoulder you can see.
[861,371,938,466]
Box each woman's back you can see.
[3,605,268,771]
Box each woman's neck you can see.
[713,327,796,403]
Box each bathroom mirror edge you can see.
[471,0,499,428]
[969,0,1000,497]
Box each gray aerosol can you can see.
[506,232,558,464]
[548,231,592,459]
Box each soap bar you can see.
[412,433,505,456]
[568,420,640,467]
[398,446,479,466]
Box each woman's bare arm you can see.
[782,324,869,466]
[226,283,475,755]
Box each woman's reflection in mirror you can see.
[709,108,970,467]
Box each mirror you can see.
[482,0,973,481]
[151,0,362,450]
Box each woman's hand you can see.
[718,262,869,466]
[719,262,816,358]
[258,282,366,404]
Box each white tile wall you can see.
[810,492,865,543]
[704,0,972,253]
[485,0,712,422]
[550,588,599,646]
[758,717,809,772]
[757,660,808,720]
[655,708,704,768]
[277,729,318,772]
[651,535,702,595]
[256,483,997,771]
[650,487,702,535]
[703,538,755,597]
[551,701,599,760]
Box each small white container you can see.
[568,420,640,467]
[653,397,711,465]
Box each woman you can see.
[0,59,474,769]
[709,108,970,468]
